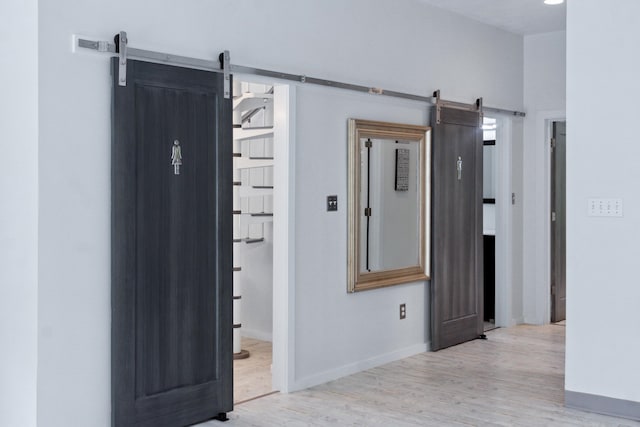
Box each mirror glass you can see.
[348,119,430,292]
[359,138,420,272]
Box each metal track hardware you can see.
[76,32,526,117]
[434,89,484,125]
[434,90,442,124]
[222,50,231,99]
[476,97,484,126]
[117,31,127,86]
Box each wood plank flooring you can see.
[234,337,273,404]
[200,325,639,426]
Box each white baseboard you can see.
[241,328,272,343]
[291,342,429,392]
[566,390,640,422]
[522,316,545,325]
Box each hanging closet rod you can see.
[76,35,526,117]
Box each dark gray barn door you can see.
[551,121,566,323]
[431,105,484,351]
[111,58,233,426]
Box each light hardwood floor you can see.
[233,337,273,404]
[201,325,639,426]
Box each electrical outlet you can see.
[399,303,406,319]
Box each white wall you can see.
[239,225,274,341]
[565,0,640,404]
[36,0,524,425]
[0,1,39,426]
[522,31,566,324]
[294,87,429,385]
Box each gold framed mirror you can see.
[348,119,431,292]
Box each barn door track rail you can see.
[76,31,526,117]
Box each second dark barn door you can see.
[431,104,484,351]
[551,121,567,323]
[111,59,233,426]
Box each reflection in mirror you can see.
[360,138,420,273]
[348,119,430,292]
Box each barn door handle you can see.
[456,156,462,181]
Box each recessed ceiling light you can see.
[544,0,564,5]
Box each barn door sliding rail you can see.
[76,31,526,117]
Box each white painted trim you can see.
[537,110,565,325]
[272,83,296,393]
[291,343,429,392]
[565,390,640,422]
[493,114,514,328]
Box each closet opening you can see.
[232,79,294,403]
[482,117,497,332]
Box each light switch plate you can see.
[588,198,623,217]
[327,195,338,212]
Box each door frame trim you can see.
[272,83,296,392]
[530,110,566,324]
[493,114,514,327]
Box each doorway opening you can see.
[482,113,516,332]
[232,79,275,404]
[231,79,295,403]
[482,117,497,332]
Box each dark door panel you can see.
[112,58,233,426]
[551,121,566,322]
[431,106,483,351]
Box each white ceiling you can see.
[418,0,566,35]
